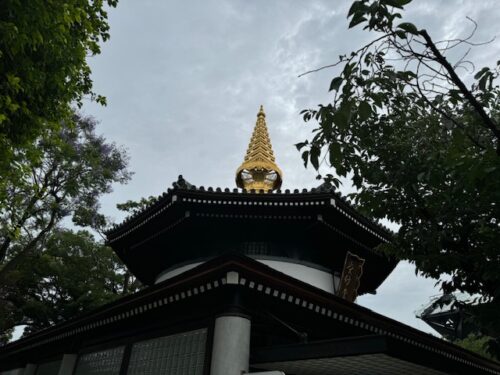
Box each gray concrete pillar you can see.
[210,315,251,375]
[57,354,77,375]
[23,364,37,375]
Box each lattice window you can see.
[74,346,124,375]
[242,241,270,256]
[127,328,207,375]
[35,360,61,375]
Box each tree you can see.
[0,0,118,170]
[0,229,140,342]
[116,196,158,216]
[297,0,500,356]
[455,334,495,361]
[0,113,130,284]
[0,113,132,343]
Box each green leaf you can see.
[333,102,354,129]
[478,75,488,90]
[358,101,372,122]
[329,143,342,167]
[302,111,312,122]
[370,93,384,108]
[384,0,412,9]
[349,15,367,29]
[449,89,461,100]
[343,62,356,78]
[295,141,308,151]
[6,74,21,89]
[310,146,321,170]
[329,77,343,92]
[301,150,309,168]
[395,30,407,39]
[397,22,419,35]
[348,1,366,17]
[474,67,489,80]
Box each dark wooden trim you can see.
[2,254,499,374]
[250,335,494,375]
[118,344,132,375]
[203,317,216,375]
[252,335,387,363]
[106,187,392,242]
[70,354,78,375]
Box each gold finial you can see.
[236,105,283,192]
[258,105,265,117]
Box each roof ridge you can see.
[105,176,394,240]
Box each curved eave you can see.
[107,189,397,294]
[1,254,498,375]
[106,186,393,245]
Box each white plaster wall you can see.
[155,258,337,294]
[156,262,204,283]
[257,259,335,293]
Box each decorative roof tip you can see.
[173,175,194,190]
[258,104,265,117]
[235,105,283,192]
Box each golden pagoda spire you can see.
[236,105,283,192]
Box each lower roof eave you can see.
[1,253,498,375]
[251,335,497,375]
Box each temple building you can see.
[417,293,480,341]
[1,106,499,374]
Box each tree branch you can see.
[420,29,500,153]
[298,34,393,78]
[0,201,60,285]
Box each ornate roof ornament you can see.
[236,105,283,192]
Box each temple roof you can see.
[103,175,397,292]
[105,175,392,241]
[1,254,498,375]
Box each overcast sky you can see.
[80,0,500,336]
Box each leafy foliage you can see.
[0,113,131,342]
[298,0,500,356]
[116,196,158,216]
[0,0,118,169]
[0,229,140,342]
[0,114,130,278]
[0,1,135,344]
[454,334,496,361]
